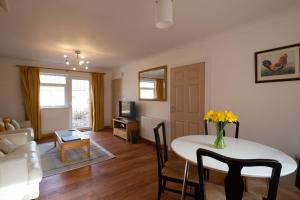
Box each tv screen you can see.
[119,101,136,119]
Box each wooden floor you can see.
[38,129,300,200]
[38,129,184,200]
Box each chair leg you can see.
[157,178,162,200]
[162,179,167,192]
[194,185,199,200]
[243,177,248,192]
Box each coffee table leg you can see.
[60,147,65,162]
[87,143,90,158]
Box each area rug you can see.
[38,140,115,177]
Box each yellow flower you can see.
[225,111,238,122]
[204,110,238,123]
[218,112,226,122]
[204,110,214,121]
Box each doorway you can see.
[170,62,205,140]
[111,78,122,120]
[71,79,91,129]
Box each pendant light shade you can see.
[155,0,173,29]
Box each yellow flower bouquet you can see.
[204,110,238,149]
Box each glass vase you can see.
[214,122,226,149]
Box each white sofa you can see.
[0,132,42,200]
[1,120,34,141]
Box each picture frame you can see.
[255,43,300,83]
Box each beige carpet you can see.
[38,140,115,177]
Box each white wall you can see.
[114,6,300,159]
[0,58,25,121]
[0,56,113,133]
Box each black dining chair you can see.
[204,119,240,139]
[196,148,282,200]
[153,122,199,199]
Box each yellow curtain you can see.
[91,73,105,131]
[156,79,164,100]
[19,66,42,140]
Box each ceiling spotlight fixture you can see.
[64,50,90,71]
[155,0,174,29]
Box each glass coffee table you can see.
[54,130,90,162]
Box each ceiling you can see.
[0,0,299,68]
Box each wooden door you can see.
[111,78,122,120]
[170,63,205,140]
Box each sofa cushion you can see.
[0,138,17,154]
[11,120,21,130]
[9,141,37,156]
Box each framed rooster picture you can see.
[255,43,300,83]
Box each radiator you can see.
[140,116,164,142]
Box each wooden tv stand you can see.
[112,118,138,140]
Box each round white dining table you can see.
[171,135,297,199]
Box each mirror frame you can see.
[138,65,167,101]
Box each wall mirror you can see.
[139,66,167,101]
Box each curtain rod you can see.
[16,65,106,75]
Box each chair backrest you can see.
[196,148,282,200]
[153,122,168,175]
[204,120,240,138]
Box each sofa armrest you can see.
[0,154,28,188]
[0,128,34,141]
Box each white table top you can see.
[171,135,297,178]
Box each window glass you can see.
[140,89,154,99]
[40,86,65,107]
[40,74,66,84]
[72,79,91,128]
[140,81,155,88]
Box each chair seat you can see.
[247,178,300,200]
[205,182,261,200]
[162,160,198,184]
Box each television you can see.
[119,101,136,119]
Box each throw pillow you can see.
[5,123,15,131]
[0,138,17,154]
[0,122,5,132]
[0,150,5,158]
[3,117,11,124]
[11,119,21,129]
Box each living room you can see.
[0,0,300,200]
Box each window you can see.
[72,79,91,128]
[40,74,67,107]
[140,80,155,99]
